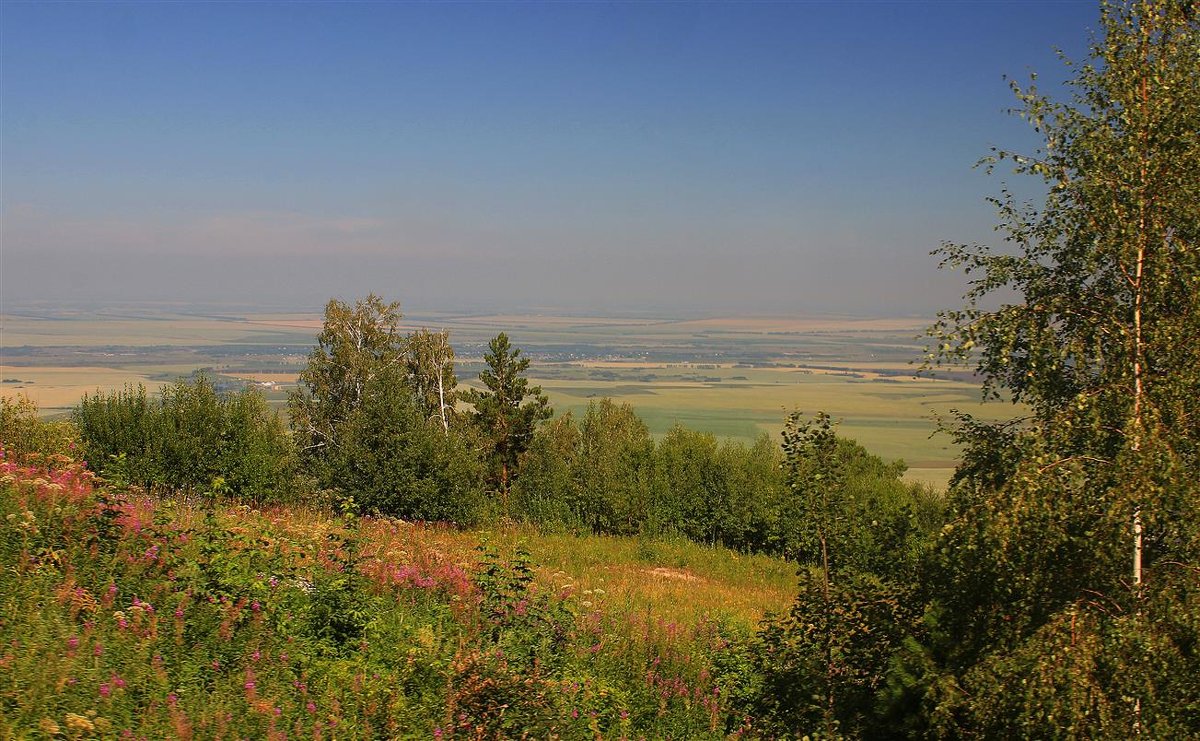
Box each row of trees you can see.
[74,376,294,501]
[515,400,939,558]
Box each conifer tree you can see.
[463,333,551,493]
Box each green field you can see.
[1,307,1018,489]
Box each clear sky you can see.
[2,1,1097,316]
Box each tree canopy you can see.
[923,0,1199,733]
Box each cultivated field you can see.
[1,306,1018,489]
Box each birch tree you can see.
[923,0,1199,732]
[406,328,458,434]
[288,294,406,478]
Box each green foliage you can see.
[511,412,582,528]
[514,400,936,569]
[756,569,920,739]
[288,293,406,481]
[328,365,486,523]
[405,327,459,433]
[73,384,161,488]
[575,399,655,535]
[288,296,486,522]
[781,412,936,581]
[0,394,77,463]
[463,332,552,493]
[650,426,788,551]
[743,412,937,738]
[921,1,1200,735]
[73,375,295,502]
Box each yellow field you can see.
[0,365,169,413]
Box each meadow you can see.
[1,306,1016,489]
[0,447,789,738]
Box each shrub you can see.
[0,394,77,463]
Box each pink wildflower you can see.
[99,683,111,698]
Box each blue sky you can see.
[2,1,1097,315]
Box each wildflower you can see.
[65,714,96,734]
[67,636,79,650]
[306,701,316,714]
[167,693,178,706]
[433,727,442,738]
[99,683,112,698]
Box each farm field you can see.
[1,306,1018,489]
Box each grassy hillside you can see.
[0,450,792,738]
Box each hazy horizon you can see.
[2,1,1096,316]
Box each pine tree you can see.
[463,333,551,494]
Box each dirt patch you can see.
[643,567,700,582]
